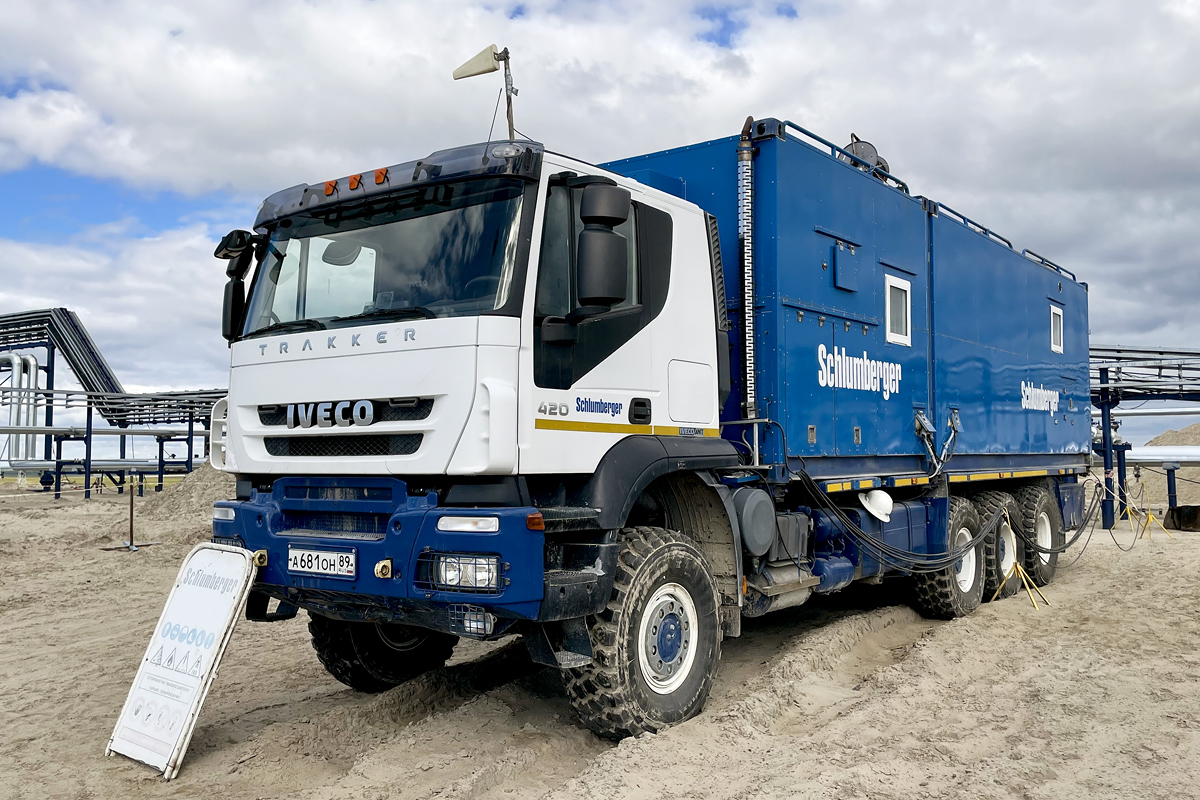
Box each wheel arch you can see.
[575,435,745,635]
[625,471,744,630]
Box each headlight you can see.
[212,506,236,521]
[437,516,500,532]
[435,555,500,590]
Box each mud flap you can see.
[522,618,594,668]
[245,589,299,622]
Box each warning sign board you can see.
[107,543,254,780]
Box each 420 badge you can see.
[537,401,569,417]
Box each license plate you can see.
[287,547,356,577]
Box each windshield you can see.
[242,178,526,336]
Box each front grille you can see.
[283,485,391,501]
[279,511,392,540]
[258,398,433,426]
[265,434,422,457]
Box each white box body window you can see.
[885,274,911,347]
[1051,305,1064,354]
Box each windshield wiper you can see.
[246,318,328,338]
[331,306,439,323]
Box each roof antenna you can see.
[453,45,518,142]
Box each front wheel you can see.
[564,526,721,739]
[308,613,458,693]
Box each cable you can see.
[1144,466,1200,488]
[486,87,503,143]
[1061,482,1104,567]
[797,470,999,573]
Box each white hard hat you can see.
[858,489,894,522]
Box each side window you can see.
[885,274,911,346]
[534,181,638,317]
[535,185,573,317]
[1050,305,1064,353]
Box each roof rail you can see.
[931,201,1014,250]
[1022,249,1076,280]
[781,120,910,195]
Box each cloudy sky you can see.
[1,0,1198,445]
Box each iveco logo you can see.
[287,400,375,429]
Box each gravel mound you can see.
[1140,422,1200,507]
[137,463,236,523]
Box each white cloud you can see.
[0,223,231,390]
[0,0,1199,412]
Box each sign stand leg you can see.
[101,486,161,552]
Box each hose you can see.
[797,470,999,573]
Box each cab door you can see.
[518,165,659,474]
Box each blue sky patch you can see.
[696,6,746,48]
[0,164,253,244]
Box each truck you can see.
[207,116,1091,739]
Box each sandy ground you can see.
[1,475,1198,800]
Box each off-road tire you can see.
[308,613,458,693]
[564,526,721,740]
[974,491,1024,600]
[1014,483,1063,587]
[912,496,985,620]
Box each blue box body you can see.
[603,121,1091,480]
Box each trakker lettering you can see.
[576,397,625,417]
[1021,381,1060,414]
[817,344,903,400]
[257,328,415,357]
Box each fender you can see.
[577,434,742,530]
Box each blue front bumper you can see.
[211,477,545,628]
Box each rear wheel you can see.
[564,526,721,739]
[1014,484,1063,587]
[974,491,1024,600]
[912,497,985,619]
[308,613,458,692]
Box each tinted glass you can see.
[889,284,908,337]
[243,179,525,334]
[534,182,638,318]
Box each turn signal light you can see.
[526,512,545,531]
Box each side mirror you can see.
[214,229,252,260]
[222,278,245,342]
[576,184,631,308]
[218,230,261,341]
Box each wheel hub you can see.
[657,612,683,663]
[637,583,698,695]
[999,520,1017,574]
[1036,511,1052,565]
[954,527,976,592]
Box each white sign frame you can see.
[106,542,255,780]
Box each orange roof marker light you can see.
[374,167,388,185]
[348,174,362,190]
[324,180,337,196]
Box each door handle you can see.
[629,397,652,425]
